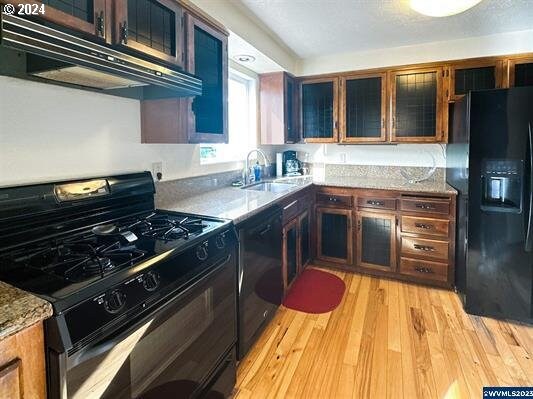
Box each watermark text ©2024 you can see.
[2,3,46,16]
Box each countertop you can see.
[0,281,52,341]
[158,175,457,224]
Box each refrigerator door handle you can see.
[526,122,533,252]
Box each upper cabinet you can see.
[340,73,387,143]
[448,60,502,101]
[504,56,533,88]
[185,14,228,143]
[114,0,184,66]
[7,0,109,40]
[300,78,339,143]
[389,67,444,143]
[260,72,299,144]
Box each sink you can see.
[242,181,296,193]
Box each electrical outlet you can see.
[152,162,163,181]
[339,153,347,163]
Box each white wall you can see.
[262,143,446,168]
[298,28,533,75]
[0,77,243,186]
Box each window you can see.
[200,70,257,164]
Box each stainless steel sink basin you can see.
[242,181,296,193]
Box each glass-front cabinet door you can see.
[299,210,311,271]
[390,67,443,142]
[301,78,339,143]
[356,211,397,272]
[340,73,387,143]
[282,218,299,294]
[506,57,533,87]
[449,61,502,101]
[186,14,228,143]
[316,207,353,265]
[10,0,108,40]
[114,0,184,66]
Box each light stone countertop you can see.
[158,175,457,224]
[0,281,53,341]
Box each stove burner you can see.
[127,213,207,241]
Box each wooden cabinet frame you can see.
[185,13,229,143]
[504,56,533,87]
[389,66,444,143]
[339,72,388,143]
[316,206,353,265]
[448,59,503,101]
[299,77,339,143]
[114,0,184,66]
[356,210,397,273]
[2,0,109,40]
[282,217,299,294]
[298,209,311,271]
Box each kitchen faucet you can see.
[244,149,270,185]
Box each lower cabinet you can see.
[282,218,299,292]
[356,211,397,272]
[316,207,353,265]
[0,322,46,399]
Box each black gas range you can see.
[0,172,238,399]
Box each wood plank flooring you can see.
[235,267,533,399]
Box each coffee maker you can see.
[282,151,302,176]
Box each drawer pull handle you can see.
[413,244,436,252]
[367,200,384,206]
[415,203,435,210]
[414,266,435,274]
[283,200,298,211]
[414,222,434,230]
[328,197,339,202]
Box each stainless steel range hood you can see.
[0,14,202,99]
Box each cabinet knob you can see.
[414,266,435,274]
[95,11,105,38]
[414,222,433,230]
[413,244,436,252]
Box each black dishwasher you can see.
[237,206,283,359]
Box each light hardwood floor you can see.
[235,267,533,399]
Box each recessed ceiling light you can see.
[410,0,483,17]
[233,54,256,63]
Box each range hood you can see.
[0,14,202,99]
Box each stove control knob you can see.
[105,290,126,314]
[215,234,226,249]
[196,244,208,261]
[143,271,160,292]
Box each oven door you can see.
[60,254,236,399]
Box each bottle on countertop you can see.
[253,162,262,182]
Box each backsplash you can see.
[321,164,445,182]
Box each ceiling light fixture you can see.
[233,54,256,63]
[410,0,483,17]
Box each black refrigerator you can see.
[447,87,533,323]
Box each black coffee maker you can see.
[282,151,302,176]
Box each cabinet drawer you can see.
[316,193,352,208]
[357,197,396,210]
[401,198,450,215]
[401,216,449,237]
[401,236,449,261]
[282,198,300,223]
[399,257,448,282]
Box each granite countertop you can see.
[0,281,52,341]
[158,175,457,224]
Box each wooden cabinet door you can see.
[390,67,444,143]
[340,73,387,143]
[316,207,353,265]
[186,14,228,143]
[449,60,503,101]
[299,210,311,271]
[285,74,299,143]
[505,57,533,88]
[114,0,184,66]
[0,360,22,399]
[356,211,397,272]
[282,218,299,293]
[5,0,108,40]
[300,78,339,142]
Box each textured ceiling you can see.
[234,0,533,58]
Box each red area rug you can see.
[282,268,345,314]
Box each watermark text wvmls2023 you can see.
[2,3,46,16]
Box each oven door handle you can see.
[67,253,232,369]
